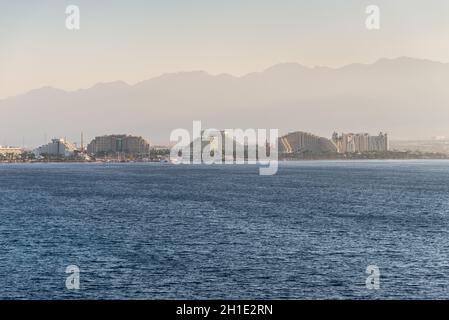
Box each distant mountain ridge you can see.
[1,57,449,147]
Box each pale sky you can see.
[1,0,449,98]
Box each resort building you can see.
[332,132,389,153]
[178,130,267,163]
[87,134,150,156]
[34,139,77,157]
[0,146,23,157]
[278,131,337,154]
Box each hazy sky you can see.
[1,0,449,98]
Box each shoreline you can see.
[2,158,449,165]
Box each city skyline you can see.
[1,56,449,147]
[1,130,392,161]
[0,129,391,150]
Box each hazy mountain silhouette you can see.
[1,57,449,147]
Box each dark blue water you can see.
[1,161,449,299]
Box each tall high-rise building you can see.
[332,132,388,153]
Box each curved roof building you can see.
[278,131,337,154]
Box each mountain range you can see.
[1,57,449,147]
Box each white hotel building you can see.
[34,138,77,157]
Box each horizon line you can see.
[2,55,448,100]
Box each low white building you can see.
[34,139,76,157]
[0,146,23,156]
